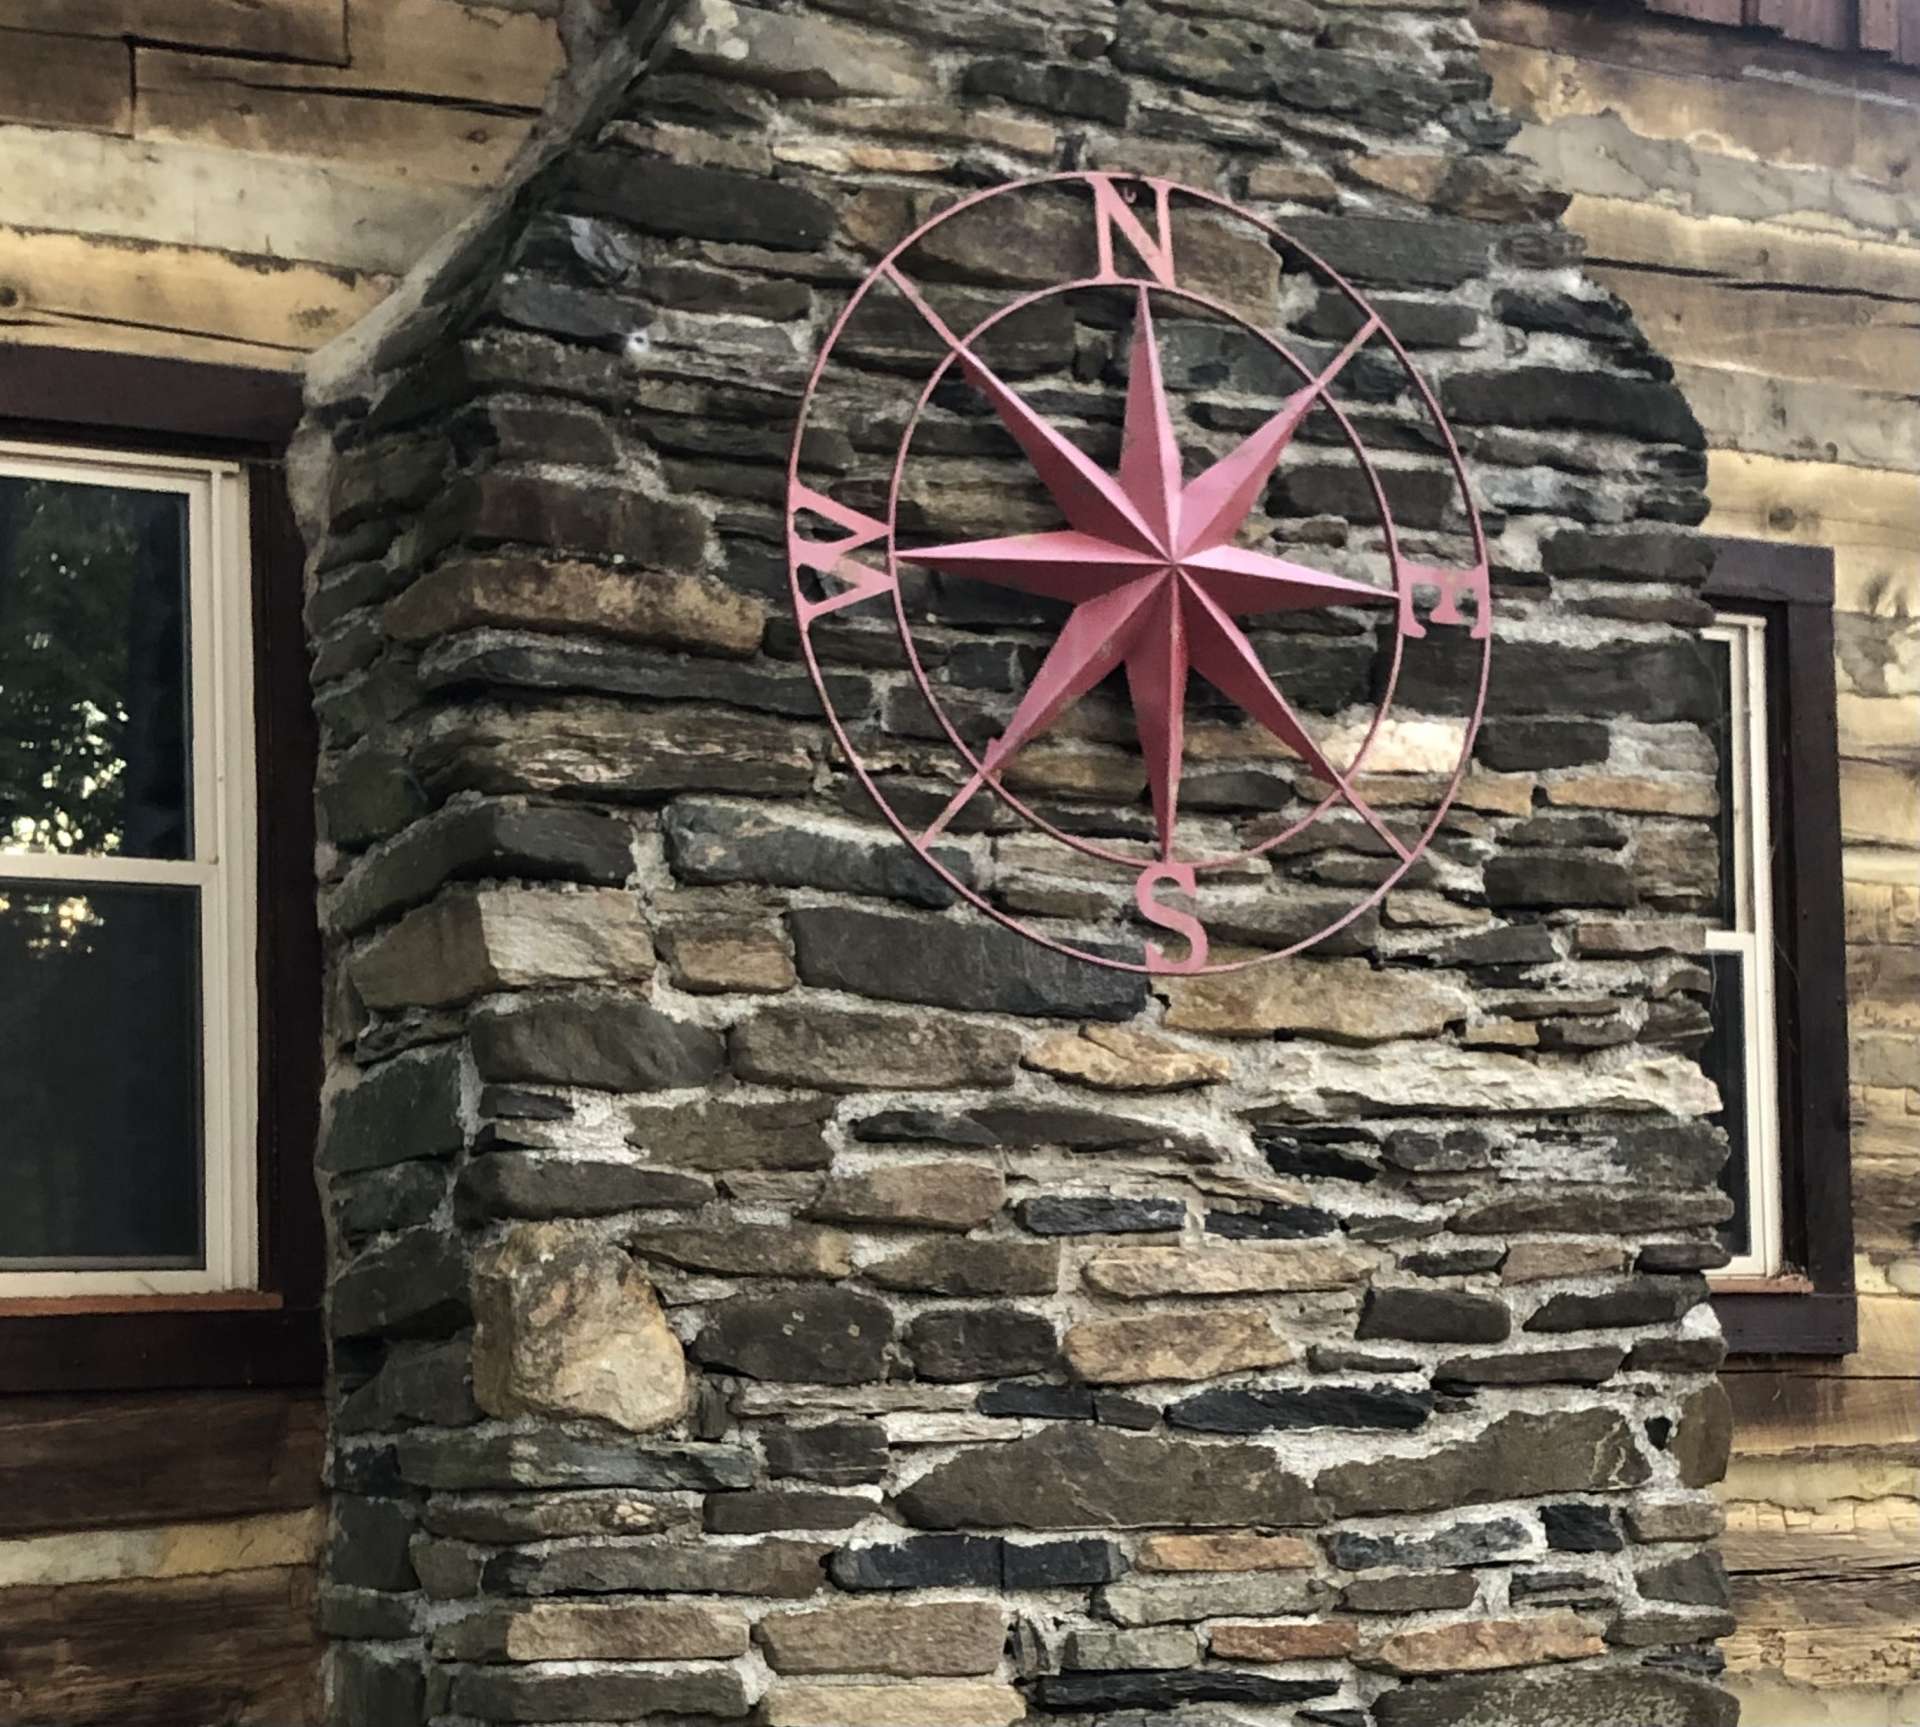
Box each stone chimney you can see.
[302,2,1739,1724]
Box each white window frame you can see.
[0,440,258,1298]
[1705,612,1784,1281]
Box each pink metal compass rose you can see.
[786,173,1492,976]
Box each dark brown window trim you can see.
[0,346,323,1393]
[1705,536,1857,1358]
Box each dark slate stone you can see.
[1325,1518,1529,1572]
[1401,1247,1505,1277]
[1204,1202,1339,1240]
[1509,1568,1616,1608]
[1639,1240,1732,1272]
[331,1229,468,1340]
[704,1491,872,1535]
[1342,1571,1478,1613]
[664,798,967,909]
[852,1107,1001,1148]
[322,1049,464,1175]
[1526,1276,1710,1333]
[1627,1335,1728,1374]
[1004,1538,1125,1590]
[1358,1287,1511,1345]
[897,1425,1324,1531]
[331,1495,417,1592]
[962,56,1130,123]
[978,1382,1098,1421]
[1638,1550,1733,1609]
[396,1431,753,1493]
[1541,527,1713,584]
[1300,1713,1371,1727]
[1017,1197,1186,1235]
[565,152,832,250]
[763,1421,890,1485]
[1507,812,1629,851]
[1453,1187,1731,1236]
[1444,365,1703,447]
[1390,634,1718,724]
[909,1307,1060,1382]
[1280,213,1491,289]
[788,905,1148,1020]
[1434,1345,1627,1388]
[867,1238,1060,1297]
[855,1103,1221,1163]
[1484,851,1637,910]
[1166,1384,1433,1435]
[831,1535,1004,1591]
[457,1151,713,1219]
[471,996,725,1091]
[488,1537,830,1599]
[333,1649,425,1725]
[1309,1345,1421,1375]
[1371,1667,1737,1727]
[1474,716,1612,771]
[333,1161,448,1242]
[1545,1502,1624,1554]
[1605,1120,1731,1188]
[1303,290,1478,350]
[450,1667,750,1720]
[1030,1672,1337,1711]
[1252,1127,1379,1183]
[480,1085,572,1121]
[1382,1127,1496,1174]
[694,1289,895,1384]
[627,1093,836,1172]
[1093,1393,1160,1431]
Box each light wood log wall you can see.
[0,0,564,368]
[1484,5,1920,1722]
[0,6,560,1719]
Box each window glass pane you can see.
[0,881,203,1268]
[1703,947,1752,1261]
[1702,631,1736,930]
[0,475,192,860]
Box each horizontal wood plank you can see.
[1570,195,1920,309]
[1726,1370,1920,1453]
[0,31,132,136]
[1591,268,1920,397]
[1675,360,1920,475]
[1724,1500,1920,1574]
[1481,0,1920,106]
[3,0,345,61]
[135,47,532,182]
[0,1564,320,1727]
[1725,1565,1920,1687]
[0,223,392,355]
[1727,1292,1920,1379]
[0,1392,323,1538]
[0,122,475,275]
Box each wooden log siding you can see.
[1640,0,1920,61]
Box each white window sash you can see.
[1704,614,1784,1282]
[0,442,258,1299]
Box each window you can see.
[0,444,258,1298]
[0,349,321,1390]
[1702,538,1856,1355]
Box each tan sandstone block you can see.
[1361,1610,1605,1675]
[1064,1310,1294,1384]
[1162,957,1471,1041]
[1138,1533,1317,1572]
[1024,1025,1229,1092]
[758,1600,1006,1676]
[1211,1620,1361,1661]
[761,1681,1027,1727]
[1082,1242,1373,1299]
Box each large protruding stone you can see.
[471,1223,688,1432]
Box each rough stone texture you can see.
[298,0,1736,1721]
[470,1223,688,1432]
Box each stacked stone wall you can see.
[300,2,1743,1723]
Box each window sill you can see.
[0,1290,285,1317]
[1714,1287,1858,1357]
[0,1302,322,1394]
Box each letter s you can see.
[1135,862,1210,975]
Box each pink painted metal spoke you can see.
[898,287,1399,863]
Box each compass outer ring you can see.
[784,171,1492,976]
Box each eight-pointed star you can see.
[900,286,1401,861]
